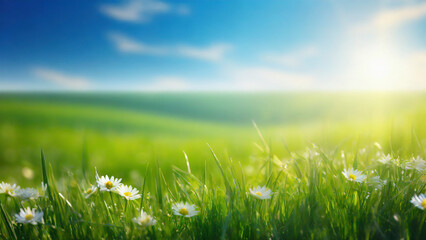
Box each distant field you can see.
[0,92,425,185]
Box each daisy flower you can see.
[249,186,272,200]
[378,154,393,165]
[342,168,366,183]
[172,202,199,217]
[0,182,20,197]
[84,184,98,199]
[116,185,141,200]
[403,156,426,171]
[367,176,386,190]
[15,207,43,225]
[96,175,121,192]
[17,188,39,201]
[410,194,426,210]
[132,209,156,226]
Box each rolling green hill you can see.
[0,93,425,185]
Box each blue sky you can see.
[1,0,426,91]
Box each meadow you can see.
[0,92,425,239]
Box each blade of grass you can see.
[0,202,17,240]
[140,162,150,210]
[183,151,191,174]
[207,144,232,196]
[41,149,52,200]
[81,139,88,183]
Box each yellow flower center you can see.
[422,199,426,209]
[349,174,356,180]
[25,213,33,221]
[86,188,92,194]
[105,181,113,189]
[255,192,263,196]
[179,208,189,215]
[140,216,149,224]
[5,188,13,195]
[124,192,132,197]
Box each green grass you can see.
[1,92,426,182]
[0,93,426,239]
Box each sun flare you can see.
[345,39,406,90]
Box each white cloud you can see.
[100,0,188,23]
[176,44,231,61]
[109,32,231,61]
[108,32,169,55]
[226,66,315,91]
[262,46,319,67]
[355,2,426,33]
[32,67,92,90]
[176,5,190,15]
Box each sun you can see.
[349,40,402,90]
[365,52,392,80]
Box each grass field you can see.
[0,92,425,239]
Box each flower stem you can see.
[109,192,117,212]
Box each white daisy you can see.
[403,156,426,171]
[17,188,39,201]
[0,182,20,197]
[410,194,426,210]
[96,175,122,192]
[342,168,366,183]
[172,202,199,218]
[116,185,141,200]
[378,154,393,164]
[132,209,156,226]
[367,176,386,190]
[84,184,98,199]
[15,207,43,225]
[249,186,272,200]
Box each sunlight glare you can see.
[350,41,402,90]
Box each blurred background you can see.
[1,0,426,185]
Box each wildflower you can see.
[84,184,98,199]
[249,186,272,200]
[172,202,199,217]
[403,156,426,171]
[378,154,393,165]
[0,182,20,197]
[367,176,386,190]
[410,194,426,210]
[342,168,366,183]
[15,207,43,225]
[133,209,156,226]
[96,175,121,192]
[117,185,141,200]
[17,188,39,201]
